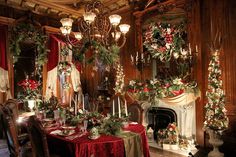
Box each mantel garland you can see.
[143,22,186,62]
[9,23,48,67]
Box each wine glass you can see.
[83,120,88,133]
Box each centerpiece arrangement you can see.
[18,75,41,111]
[157,122,178,150]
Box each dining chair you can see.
[27,116,60,157]
[3,99,29,146]
[0,104,31,157]
[128,102,143,124]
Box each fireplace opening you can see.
[147,107,177,139]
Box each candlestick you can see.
[196,45,198,52]
[124,100,128,117]
[75,94,77,115]
[82,94,85,110]
[69,94,71,107]
[136,51,138,63]
[131,55,134,63]
[189,43,192,55]
[112,100,115,116]
[118,97,121,118]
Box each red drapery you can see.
[0,25,7,70]
[48,35,60,71]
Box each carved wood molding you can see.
[133,0,188,19]
[0,16,15,25]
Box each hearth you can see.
[147,107,177,139]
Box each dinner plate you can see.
[61,126,76,130]
[88,135,100,140]
[57,130,75,136]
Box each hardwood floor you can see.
[149,147,187,157]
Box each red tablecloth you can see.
[47,124,150,157]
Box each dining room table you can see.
[45,122,150,157]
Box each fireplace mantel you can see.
[136,93,198,139]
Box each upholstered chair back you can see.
[27,116,50,157]
[0,104,20,157]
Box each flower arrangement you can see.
[114,63,125,94]
[126,77,198,99]
[143,22,186,62]
[157,129,168,144]
[157,123,178,145]
[57,61,72,76]
[17,76,40,100]
[165,122,178,144]
[100,115,124,135]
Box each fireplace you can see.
[140,99,196,139]
[147,107,177,139]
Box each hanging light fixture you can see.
[60,0,130,49]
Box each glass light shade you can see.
[60,27,71,35]
[111,32,121,40]
[74,32,83,40]
[109,14,121,26]
[60,18,73,27]
[119,24,130,34]
[83,12,96,23]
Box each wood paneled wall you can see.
[196,0,236,152]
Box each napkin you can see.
[130,122,138,125]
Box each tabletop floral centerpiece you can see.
[100,115,124,135]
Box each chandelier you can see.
[60,1,130,49]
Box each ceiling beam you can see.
[27,0,84,17]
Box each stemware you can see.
[83,120,88,132]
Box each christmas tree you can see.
[204,50,229,131]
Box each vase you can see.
[27,99,36,112]
[207,129,224,157]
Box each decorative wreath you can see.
[143,22,186,62]
[9,23,48,66]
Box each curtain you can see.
[0,25,12,100]
[45,35,81,100]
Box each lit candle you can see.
[136,51,139,62]
[131,55,134,63]
[189,43,192,55]
[112,100,115,116]
[69,95,72,107]
[196,45,198,52]
[118,97,121,118]
[141,53,144,60]
[124,100,128,117]
[75,94,77,115]
[82,94,85,110]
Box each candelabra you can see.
[130,51,151,71]
[60,0,130,49]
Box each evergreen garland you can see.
[9,23,48,66]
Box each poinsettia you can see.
[18,77,40,99]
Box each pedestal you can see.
[208,129,224,157]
